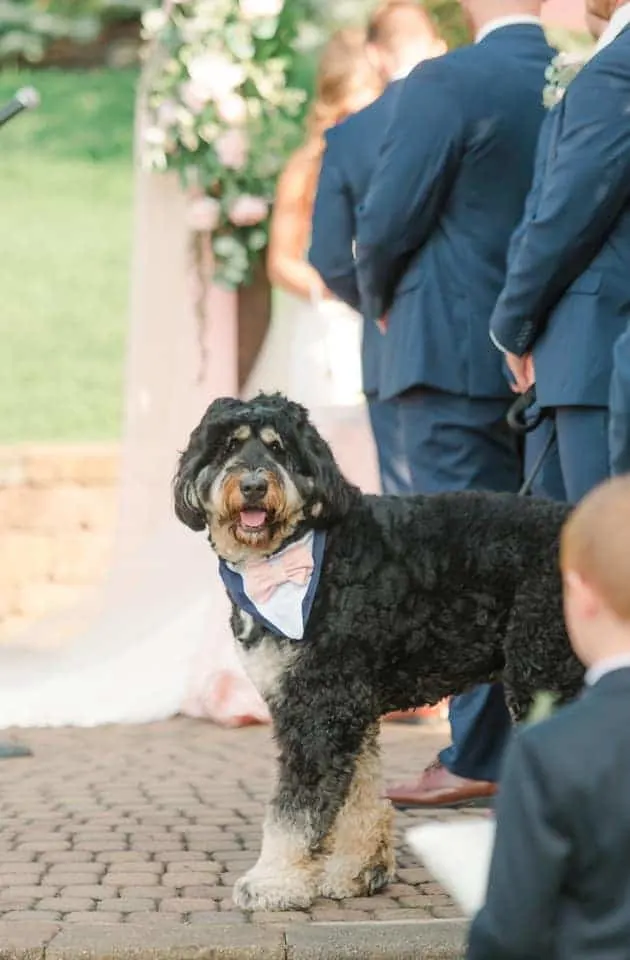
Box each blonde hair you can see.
[560,476,630,622]
[367,0,438,54]
[306,27,382,150]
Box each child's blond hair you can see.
[560,475,630,621]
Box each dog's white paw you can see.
[233,867,315,912]
[319,859,394,901]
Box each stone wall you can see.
[0,445,119,642]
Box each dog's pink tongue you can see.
[240,510,267,528]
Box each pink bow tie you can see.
[243,542,314,604]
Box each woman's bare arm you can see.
[267,149,329,301]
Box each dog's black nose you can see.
[239,472,268,500]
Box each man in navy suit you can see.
[355,0,553,807]
[310,1,446,496]
[490,0,630,505]
[468,476,630,960]
[505,113,567,502]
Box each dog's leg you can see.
[319,723,395,900]
[233,703,374,912]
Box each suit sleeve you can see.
[505,111,555,272]
[491,70,630,355]
[467,731,570,960]
[495,112,557,367]
[610,322,630,476]
[355,62,465,322]
[309,138,361,311]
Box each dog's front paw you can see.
[233,867,316,912]
[319,858,395,900]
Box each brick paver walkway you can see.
[0,718,467,929]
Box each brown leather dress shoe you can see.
[383,701,449,724]
[386,760,496,809]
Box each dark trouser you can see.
[397,387,521,783]
[523,405,566,502]
[553,406,610,503]
[526,405,610,504]
[367,395,411,495]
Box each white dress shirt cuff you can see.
[489,328,508,354]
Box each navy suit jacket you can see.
[610,321,630,475]
[468,667,630,960]
[356,25,554,402]
[309,82,403,396]
[490,27,630,407]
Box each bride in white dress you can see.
[0,28,382,731]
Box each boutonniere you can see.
[525,690,559,724]
[542,52,587,109]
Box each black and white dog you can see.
[174,393,583,912]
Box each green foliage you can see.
[424,0,470,49]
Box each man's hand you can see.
[506,351,535,393]
[376,315,388,334]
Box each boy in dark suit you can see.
[468,475,630,960]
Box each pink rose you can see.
[157,99,178,126]
[239,0,284,18]
[180,81,207,114]
[228,195,269,227]
[187,196,221,232]
[216,93,247,126]
[215,129,248,170]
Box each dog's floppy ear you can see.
[173,396,243,532]
[298,415,356,523]
[173,445,207,532]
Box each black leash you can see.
[506,386,557,496]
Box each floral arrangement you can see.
[141,0,320,289]
[542,51,586,109]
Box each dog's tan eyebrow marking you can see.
[232,425,251,441]
[260,426,283,447]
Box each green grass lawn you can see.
[0,67,136,443]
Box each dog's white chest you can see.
[236,629,296,700]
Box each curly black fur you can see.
[174,393,583,911]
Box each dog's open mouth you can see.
[239,509,268,531]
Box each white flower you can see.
[239,0,284,19]
[295,22,325,52]
[141,8,167,36]
[175,106,196,129]
[157,99,179,126]
[143,148,167,172]
[187,53,246,103]
[143,125,167,146]
[180,130,200,152]
[216,93,247,126]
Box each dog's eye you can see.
[224,436,240,454]
[268,440,283,454]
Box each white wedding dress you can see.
[0,97,378,730]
